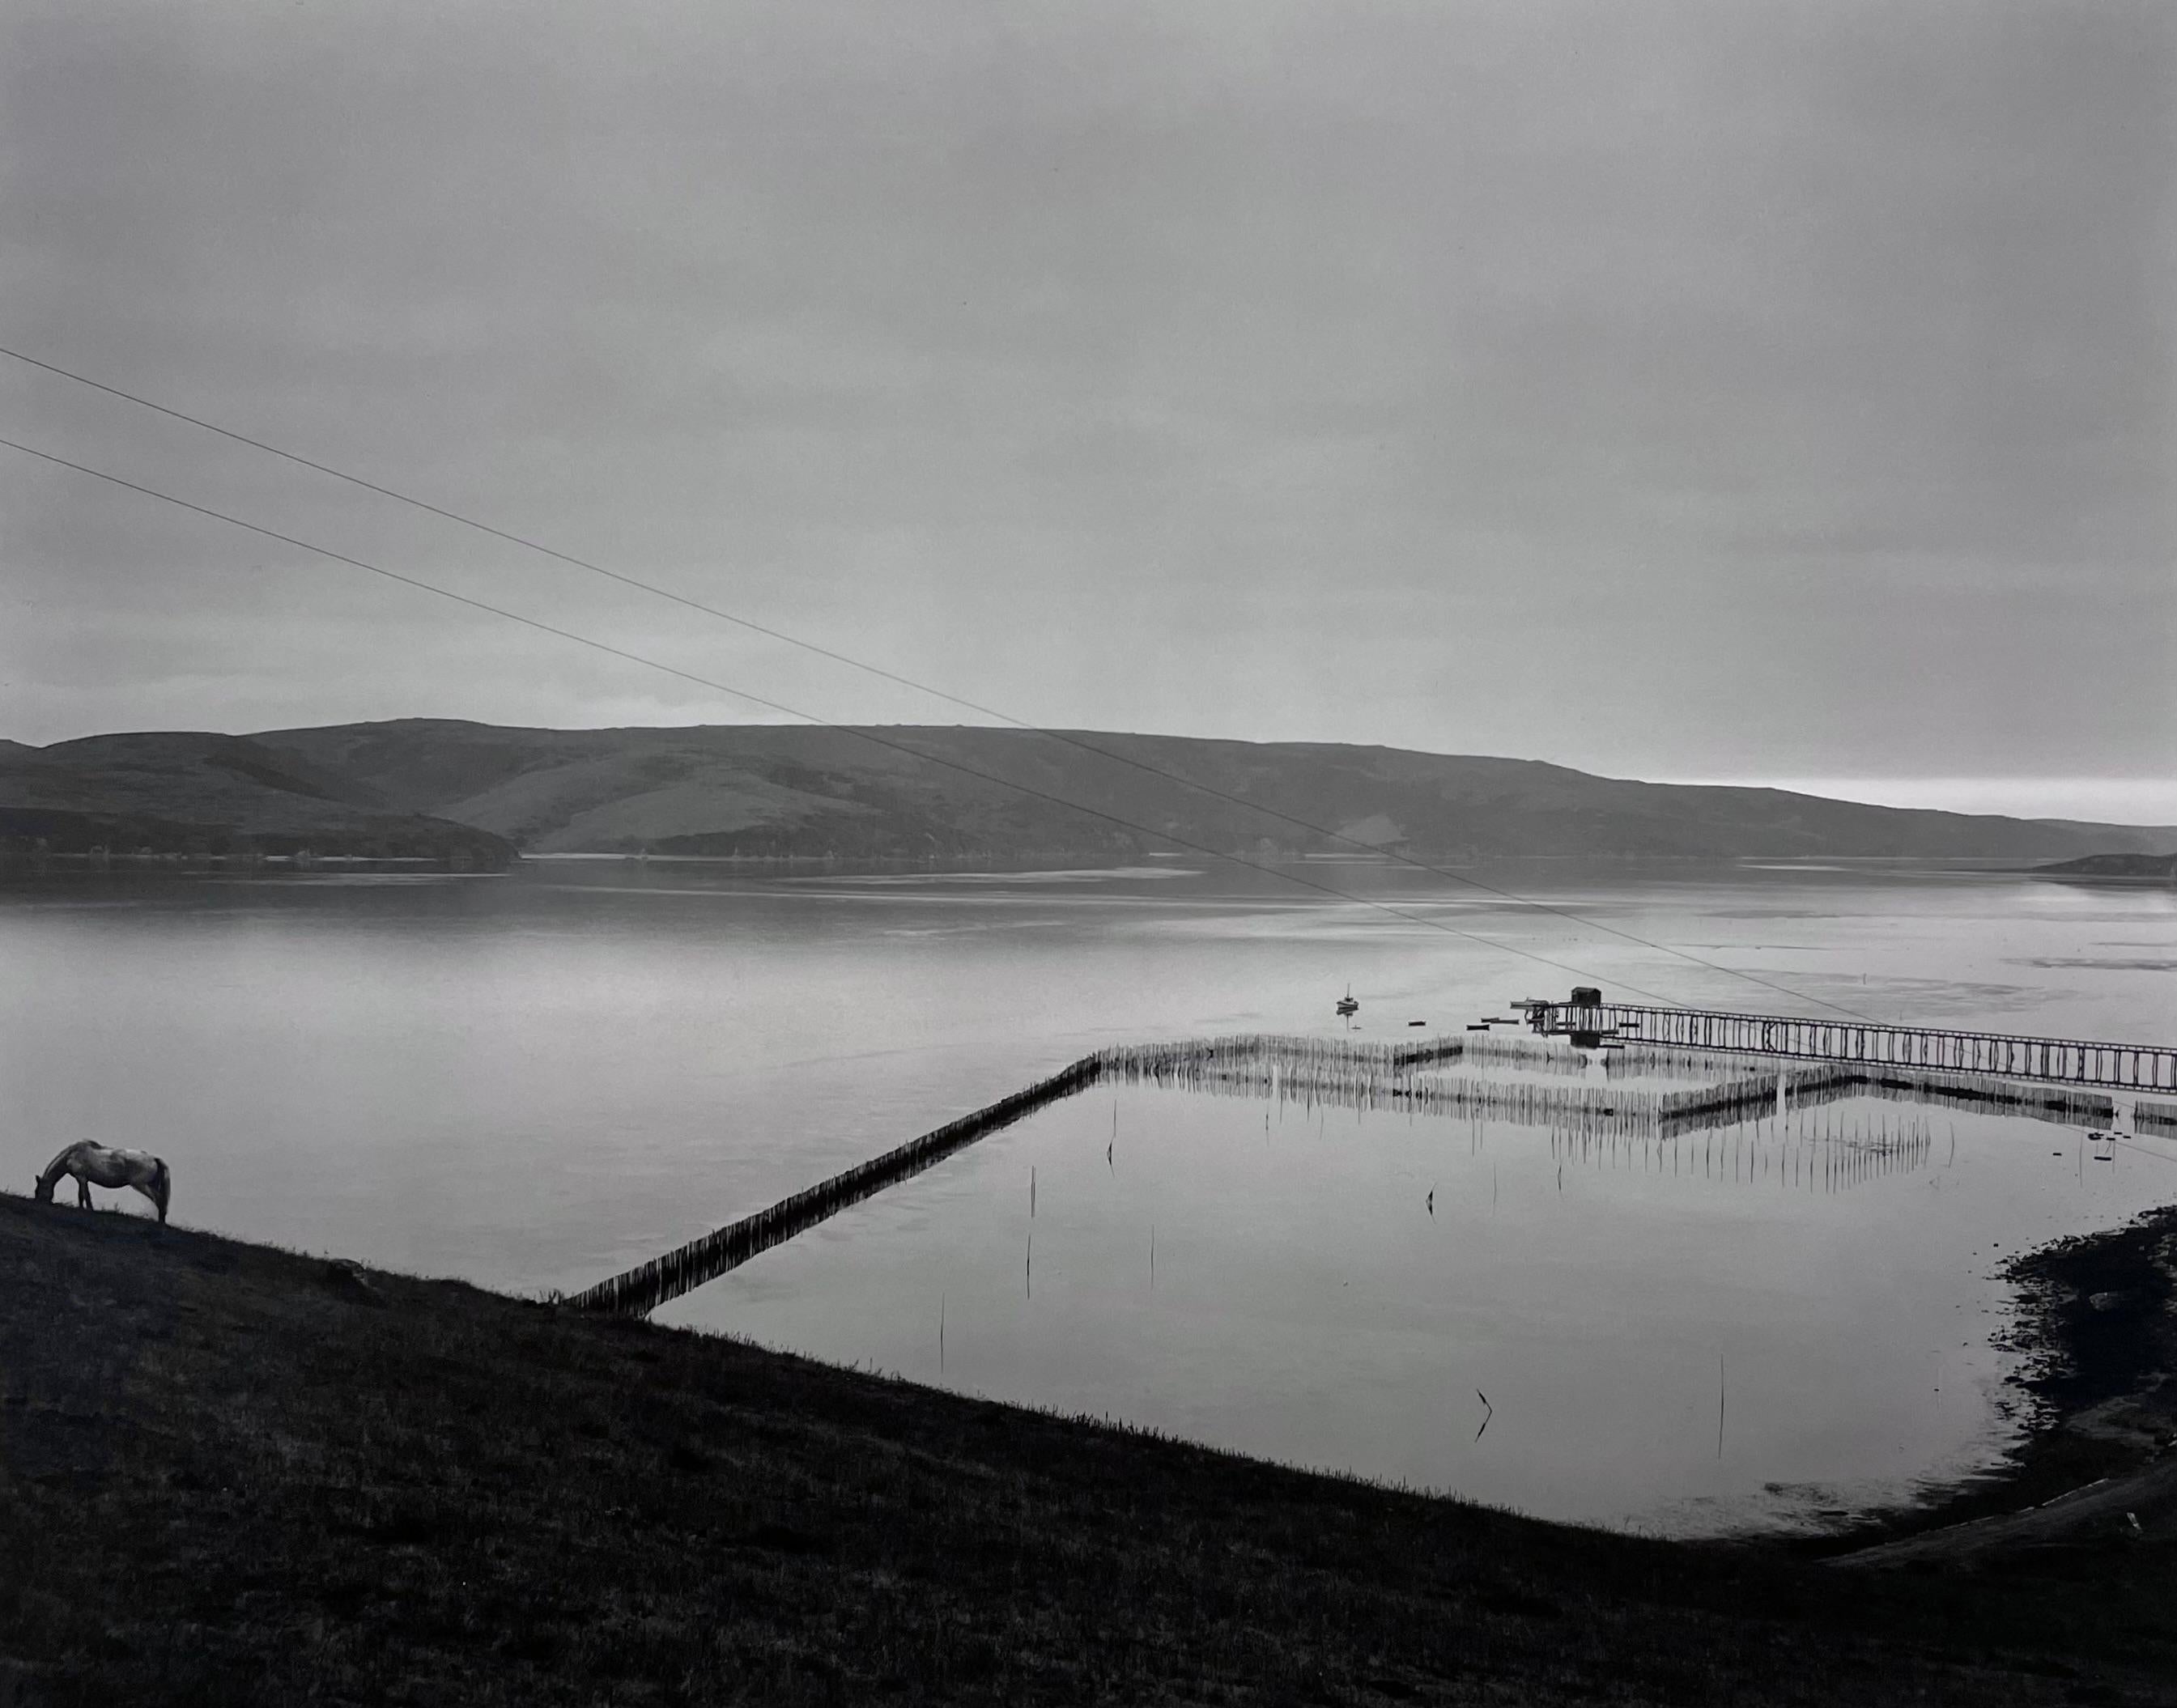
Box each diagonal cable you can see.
[1,431,1717,1007]
[0,342,1880,1023]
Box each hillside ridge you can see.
[6,717,2171,864]
[0,729,517,865]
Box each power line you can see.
[1,430,1708,1005]
[0,341,1876,1023]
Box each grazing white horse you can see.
[35,1141,171,1224]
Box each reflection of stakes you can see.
[1717,1355,1725,1459]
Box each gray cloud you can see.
[2,0,2170,796]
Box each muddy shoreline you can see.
[1806,1199,2177,1562]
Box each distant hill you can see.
[0,731,518,866]
[8,718,2171,866]
[2033,852,2177,881]
[235,719,2177,862]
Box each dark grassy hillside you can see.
[4,1194,2175,1706]
[254,717,2177,860]
[0,732,518,866]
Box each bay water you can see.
[6,856,2170,1530]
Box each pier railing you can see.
[1529,1003,2176,1093]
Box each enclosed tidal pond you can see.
[658,1035,2175,1536]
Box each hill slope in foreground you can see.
[5,1193,2175,1706]
[9,717,2174,861]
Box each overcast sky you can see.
[2,1,2171,818]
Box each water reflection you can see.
[583,1035,1958,1317]
[669,1060,2177,1536]
[6,859,2172,1532]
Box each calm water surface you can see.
[5,857,2171,1531]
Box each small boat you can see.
[1335,985,1359,1017]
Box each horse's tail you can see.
[151,1158,172,1222]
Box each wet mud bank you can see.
[1818,1200,2177,1566]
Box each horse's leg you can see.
[76,1178,92,1209]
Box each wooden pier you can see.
[1522,997,2176,1093]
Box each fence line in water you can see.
[1097,1034,1468,1081]
[1608,1042,1795,1081]
[568,1032,2124,1318]
[564,1056,1103,1317]
[1603,1045,2125,1132]
[1095,1035,1657,1139]
[1849,1068,2115,1128]
[1656,1064,1857,1137]
[1104,1039,1891,1142]
[1456,1032,1598,1077]
[1201,1063,1659,1140]
[2135,1097,2177,1136]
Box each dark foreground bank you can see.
[3,1196,2174,1706]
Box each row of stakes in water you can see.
[563,1056,1105,1316]
[568,1035,2124,1317]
